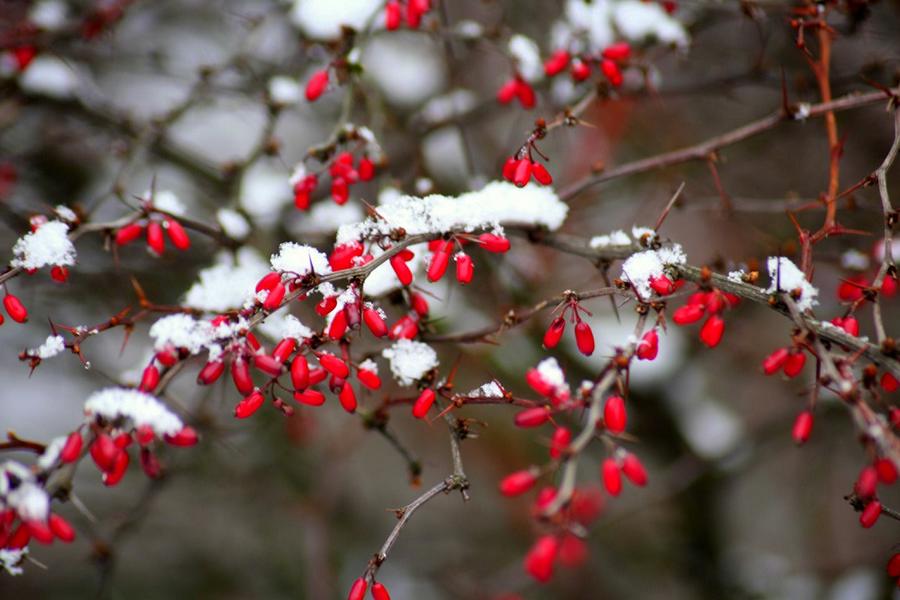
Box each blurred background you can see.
[2,0,900,598]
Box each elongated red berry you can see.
[499,469,537,496]
[604,395,626,433]
[385,1,401,30]
[649,275,675,296]
[318,353,349,379]
[164,426,198,447]
[372,582,392,600]
[306,69,329,101]
[410,292,429,317]
[329,309,349,339]
[427,246,451,282]
[621,453,647,486]
[792,411,813,445]
[783,351,806,378]
[600,58,623,86]
[140,447,162,479]
[532,162,552,185]
[514,407,550,428]
[636,329,659,360]
[513,159,532,188]
[502,156,518,181]
[90,434,119,472]
[164,217,190,250]
[516,79,535,108]
[347,578,367,600]
[672,303,705,325]
[860,500,882,528]
[357,368,381,390]
[762,348,789,375]
[3,294,27,323]
[478,233,510,253]
[888,552,900,578]
[544,49,570,76]
[146,221,165,256]
[60,431,83,463]
[550,427,571,459]
[497,78,518,104]
[570,59,591,81]
[882,372,899,392]
[455,253,474,284]
[50,265,69,283]
[543,317,566,349]
[524,535,559,583]
[262,281,285,310]
[575,321,595,356]
[115,223,143,245]
[231,359,254,395]
[875,458,898,484]
[389,315,419,340]
[363,307,387,337]
[49,513,75,542]
[139,364,160,392]
[412,388,436,419]
[272,338,296,364]
[856,466,879,499]
[331,178,349,205]
[235,390,265,419]
[198,360,225,385]
[389,254,413,286]
[602,42,631,61]
[294,389,325,406]
[338,383,357,413]
[841,316,860,337]
[28,519,54,544]
[699,315,725,348]
[256,272,281,293]
[253,354,284,377]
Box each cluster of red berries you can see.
[543,42,632,87]
[1,508,75,552]
[853,457,897,528]
[496,76,536,109]
[384,0,432,30]
[291,151,377,209]
[542,297,595,356]
[114,214,190,257]
[347,578,392,600]
[502,154,552,187]
[671,287,740,348]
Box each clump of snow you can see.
[508,34,543,83]
[28,335,65,359]
[467,381,504,398]
[589,230,631,248]
[150,190,185,215]
[536,357,567,394]
[359,358,378,374]
[841,249,870,271]
[54,205,77,223]
[336,181,567,245]
[10,220,75,270]
[184,248,268,313]
[270,242,331,277]
[382,339,439,386]
[727,270,746,283]
[216,208,251,240]
[19,56,79,98]
[766,257,819,311]
[37,436,66,470]
[84,387,183,437]
[30,1,68,31]
[268,75,301,105]
[631,226,656,243]
[621,244,686,298]
[290,0,381,40]
[612,0,689,47]
[2,461,49,523]
[258,310,313,342]
[0,548,27,576]
[149,314,246,356]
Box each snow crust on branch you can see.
[620,244,687,298]
[84,387,183,437]
[765,256,819,312]
[10,220,75,269]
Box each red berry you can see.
[390,254,413,286]
[524,535,559,583]
[882,372,899,392]
[502,156,518,181]
[294,389,326,406]
[515,79,536,108]
[621,453,647,486]
[496,78,518,104]
[272,338,297,364]
[231,359,254,395]
[604,395,626,434]
[115,223,143,246]
[290,355,310,390]
[455,253,474,284]
[385,1,401,30]
[49,513,75,542]
[570,59,591,81]
[164,426,198,447]
[636,329,659,360]
[357,368,381,390]
[888,553,900,577]
[699,315,725,348]
[792,411,813,445]
[427,245,451,282]
[478,233,510,253]
[513,159,532,188]
[499,469,537,496]
[164,217,190,250]
[550,427,571,459]
[856,466,879,499]
[600,59,623,86]
[198,360,225,385]
[262,281,286,311]
[602,42,631,61]
[253,353,284,377]
[338,383,357,413]
[649,274,675,296]
[531,162,552,185]
[306,69,329,101]
[90,434,119,472]
[672,303,705,325]
[139,364,160,392]
[557,533,588,567]
[602,458,622,496]
[543,49,570,76]
[60,431,83,463]
[50,265,69,283]
[318,353,349,378]
[875,458,898,484]
[412,388,436,419]
[389,315,419,340]
[235,390,265,419]
[329,309,349,340]
[544,317,566,349]
[347,577,368,600]
[574,321,595,356]
[372,582,392,600]
[146,221,165,256]
[783,351,806,378]
[860,500,882,528]
[762,347,789,375]
[514,407,550,428]
[3,294,27,323]
[363,307,387,337]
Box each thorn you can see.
[654,181,686,232]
